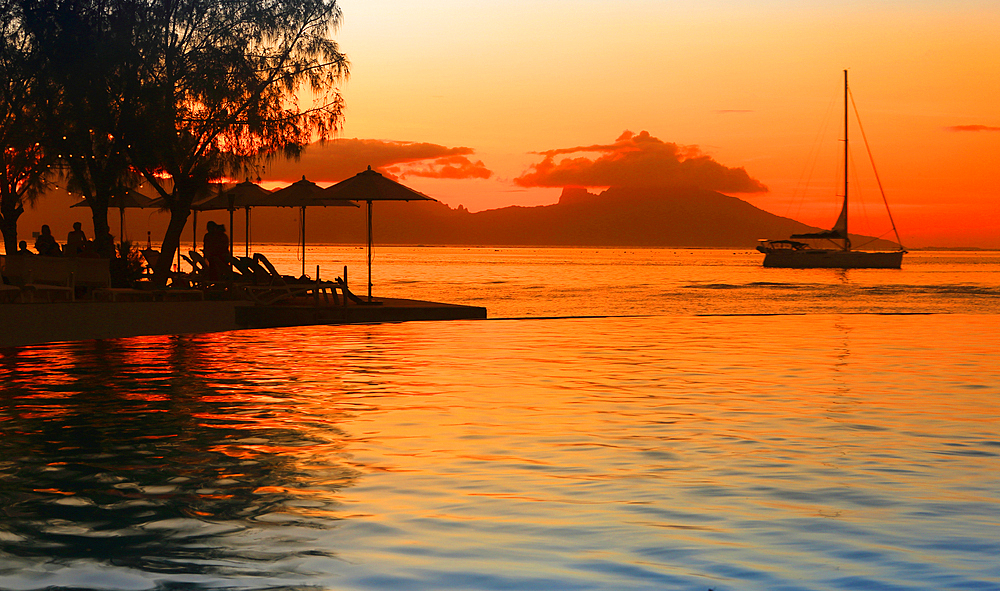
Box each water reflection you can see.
[262,246,1000,317]
[1,314,998,591]
[0,336,358,586]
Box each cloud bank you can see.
[386,154,492,180]
[263,138,492,182]
[945,124,1000,132]
[514,131,767,193]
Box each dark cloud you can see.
[514,130,767,193]
[945,124,1000,132]
[387,155,491,180]
[262,138,492,182]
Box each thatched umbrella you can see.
[193,180,273,257]
[322,166,436,300]
[264,176,357,277]
[70,189,161,240]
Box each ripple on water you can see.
[0,313,998,590]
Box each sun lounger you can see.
[188,250,210,272]
[141,248,159,273]
[238,256,273,285]
[141,250,200,294]
[226,256,249,281]
[238,253,346,306]
[185,250,242,289]
[253,253,296,282]
[334,276,379,305]
[182,252,206,276]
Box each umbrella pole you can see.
[367,200,373,301]
[301,206,306,278]
[192,210,197,263]
[119,207,125,243]
[245,207,250,257]
[229,208,234,255]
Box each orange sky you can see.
[253,0,999,248]
[14,1,999,249]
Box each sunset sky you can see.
[258,0,1000,248]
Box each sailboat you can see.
[757,70,906,269]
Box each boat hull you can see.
[759,248,903,269]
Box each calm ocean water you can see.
[1,248,999,591]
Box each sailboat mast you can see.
[843,69,849,249]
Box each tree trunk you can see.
[80,178,115,259]
[152,202,191,287]
[0,199,23,255]
[89,202,114,259]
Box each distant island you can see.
[17,185,903,251]
[246,186,901,249]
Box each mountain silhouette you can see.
[250,186,898,249]
[18,185,899,250]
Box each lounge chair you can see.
[334,276,377,305]
[252,253,298,283]
[137,248,205,298]
[222,256,260,285]
[185,250,241,291]
[188,250,210,272]
[181,251,209,277]
[141,248,159,274]
[237,256,273,285]
[238,253,346,306]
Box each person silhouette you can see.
[16,240,33,255]
[66,222,87,256]
[203,221,231,280]
[34,225,61,256]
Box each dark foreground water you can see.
[1,249,998,590]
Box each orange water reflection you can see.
[1,312,998,589]
[255,246,1000,317]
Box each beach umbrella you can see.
[193,180,273,257]
[322,166,436,300]
[265,176,358,277]
[70,189,161,240]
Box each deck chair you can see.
[184,250,237,289]
[182,250,210,276]
[333,276,378,305]
[235,255,299,304]
[189,250,210,271]
[229,256,256,283]
[253,253,297,282]
[180,254,203,276]
[239,253,343,306]
[141,249,159,274]
[240,256,272,283]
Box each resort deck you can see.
[0,297,488,348]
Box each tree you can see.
[19,0,146,258]
[0,0,55,255]
[126,0,348,285]
[19,0,347,275]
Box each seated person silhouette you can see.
[34,225,61,256]
[16,240,34,255]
